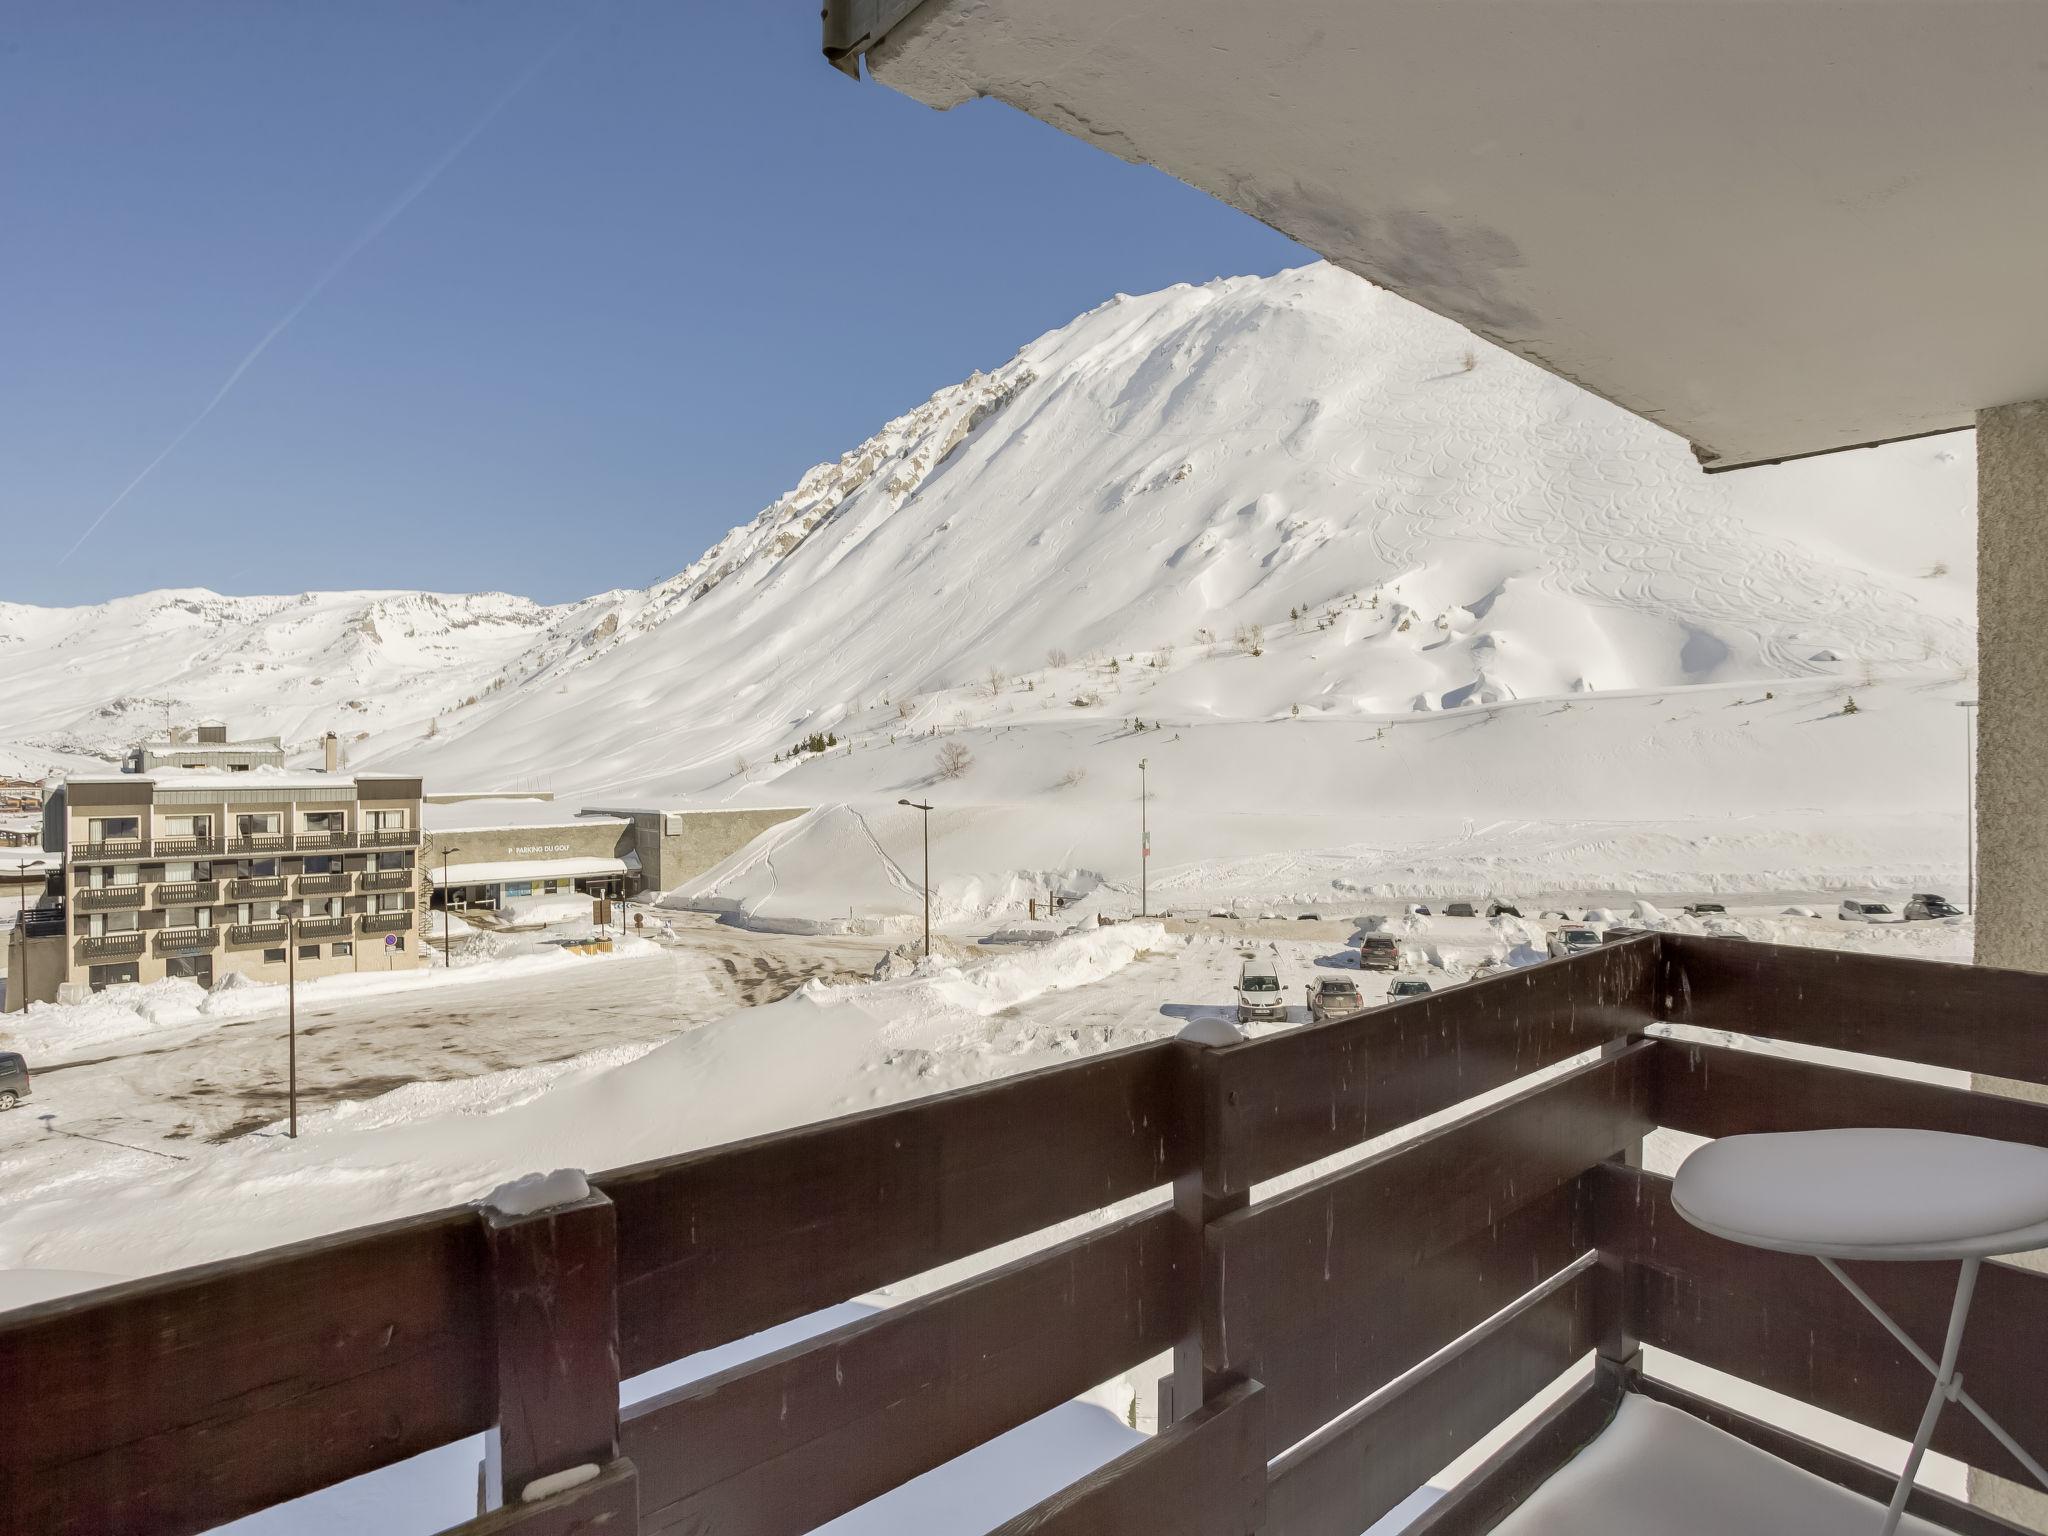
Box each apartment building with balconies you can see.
[5,768,425,1009]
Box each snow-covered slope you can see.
[0,264,1975,906]
[0,588,615,777]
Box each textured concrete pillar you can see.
[1975,399,2048,972]
[1971,399,2048,1531]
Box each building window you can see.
[390,936,405,952]
[303,854,341,875]
[161,815,213,842]
[333,942,352,957]
[240,858,278,878]
[87,962,139,990]
[263,948,286,964]
[376,851,411,871]
[377,893,407,913]
[367,809,408,831]
[236,813,281,838]
[299,945,320,960]
[303,811,346,834]
[89,817,139,842]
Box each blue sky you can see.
[3,2,1307,608]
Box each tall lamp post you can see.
[898,800,933,958]
[1138,758,1149,919]
[439,845,460,962]
[277,900,302,1138]
[1958,700,1979,913]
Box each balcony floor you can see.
[1494,1396,1951,1536]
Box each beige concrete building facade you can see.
[5,769,426,1011]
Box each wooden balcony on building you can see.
[74,931,144,960]
[295,916,352,940]
[360,828,419,848]
[226,877,287,900]
[225,921,289,949]
[227,835,291,855]
[150,925,216,953]
[355,911,414,935]
[5,935,2045,1536]
[151,837,222,858]
[69,839,147,860]
[296,873,349,896]
[72,886,143,911]
[294,830,357,851]
[153,881,219,906]
[358,870,413,893]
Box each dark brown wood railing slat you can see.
[0,1209,491,1536]
[1207,938,1656,1193]
[1265,1264,1602,1536]
[1594,1162,2048,1486]
[1399,1374,1618,1536]
[624,1206,1185,1536]
[1657,934,2048,1085]
[597,1041,1185,1375]
[985,1378,1266,1536]
[1654,1039,2048,1148]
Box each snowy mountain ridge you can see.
[0,263,1974,794]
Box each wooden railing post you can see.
[1164,1029,1249,1425]
[480,1184,638,1529]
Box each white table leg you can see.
[1820,1256,2048,1495]
[1867,1257,1978,1536]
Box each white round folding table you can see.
[1674,1128,2048,1536]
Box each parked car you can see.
[1405,903,1432,917]
[0,1052,30,1111]
[1307,975,1364,1022]
[1444,901,1477,918]
[1839,900,1901,924]
[1682,902,1727,917]
[1296,912,1321,921]
[1904,893,1964,921]
[1547,924,1603,959]
[1387,977,1434,1000]
[1236,958,1287,1024]
[1359,934,1402,971]
[1486,900,1521,919]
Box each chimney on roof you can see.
[197,724,227,745]
[323,732,340,773]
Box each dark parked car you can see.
[1683,902,1727,917]
[1904,893,1964,921]
[1444,901,1477,918]
[0,1052,30,1111]
[1486,901,1521,918]
[1387,977,1434,1000]
[1359,934,1402,971]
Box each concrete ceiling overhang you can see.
[829,0,2048,470]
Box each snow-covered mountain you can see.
[0,263,1974,807]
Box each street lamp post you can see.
[440,846,459,961]
[277,900,302,1138]
[1958,700,1979,914]
[1139,758,1149,919]
[898,800,933,958]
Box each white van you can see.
[1236,957,1285,1024]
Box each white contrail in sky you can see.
[60,17,587,565]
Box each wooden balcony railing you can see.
[74,932,144,960]
[360,828,419,848]
[296,916,352,940]
[151,926,216,953]
[227,834,290,854]
[225,921,290,948]
[153,880,219,906]
[3,934,2043,1536]
[70,839,147,860]
[296,873,348,895]
[358,869,414,892]
[226,876,287,900]
[294,830,356,851]
[152,837,222,858]
[357,911,414,935]
[72,886,143,911]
